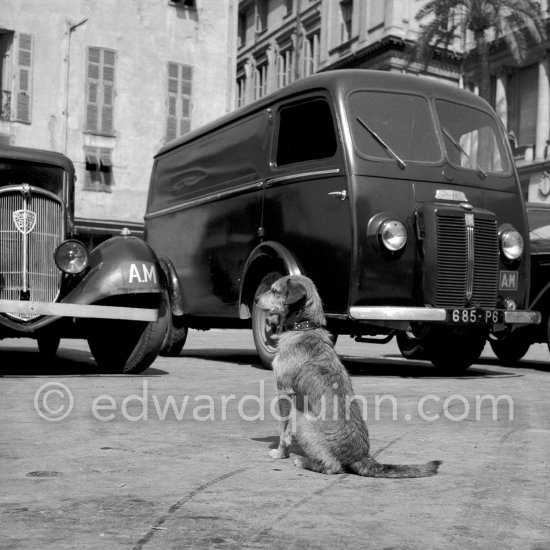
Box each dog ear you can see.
[284,280,307,305]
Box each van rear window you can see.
[349,91,441,163]
[276,99,337,166]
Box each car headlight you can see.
[55,240,88,274]
[379,220,407,252]
[500,228,523,261]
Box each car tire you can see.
[252,271,283,369]
[37,334,61,358]
[87,294,168,374]
[160,308,188,357]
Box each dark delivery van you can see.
[145,69,540,371]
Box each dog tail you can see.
[353,457,441,478]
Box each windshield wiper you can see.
[356,116,406,170]
[441,127,487,179]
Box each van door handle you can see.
[327,190,347,201]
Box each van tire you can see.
[396,330,428,360]
[87,294,168,374]
[489,330,531,365]
[252,271,283,369]
[424,327,486,373]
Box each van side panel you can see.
[145,113,268,317]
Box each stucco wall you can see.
[1,0,236,224]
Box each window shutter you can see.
[15,33,32,123]
[86,48,100,132]
[166,62,179,141]
[101,50,115,134]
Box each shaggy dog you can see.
[255,274,441,478]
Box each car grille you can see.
[435,212,499,308]
[0,189,64,321]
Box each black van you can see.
[145,69,539,371]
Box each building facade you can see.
[1,0,238,245]
[236,0,550,203]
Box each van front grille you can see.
[435,213,498,308]
[0,189,64,321]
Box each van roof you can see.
[157,69,492,157]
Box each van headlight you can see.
[500,228,523,261]
[379,220,407,252]
[55,240,88,274]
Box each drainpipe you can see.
[62,17,87,156]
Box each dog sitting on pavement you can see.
[255,274,441,478]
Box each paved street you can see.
[1,330,549,549]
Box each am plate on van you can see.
[145,69,540,372]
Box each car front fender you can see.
[62,235,162,306]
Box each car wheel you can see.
[160,308,188,357]
[37,334,61,358]
[87,294,168,374]
[424,327,487,373]
[252,271,283,369]
[489,330,531,365]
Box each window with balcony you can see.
[237,75,247,108]
[339,0,353,43]
[256,1,268,34]
[302,33,320,77]
[254,62,268,100]
[277,49,293,88]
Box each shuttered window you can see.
[166,62,192,142]
[84,146,114,192]
[15,33,32,123]
[85,47,115,135]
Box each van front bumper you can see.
[348,306,540,325]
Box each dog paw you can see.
[293,457,306,469]
[269,448,289,459]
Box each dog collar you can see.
[287,321,321,331]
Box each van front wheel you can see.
[252,271,283,369]
[423,327,487,373]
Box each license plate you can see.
[449,309,502,324]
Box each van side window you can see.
[276,99,337,166]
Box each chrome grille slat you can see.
[0,190,63,320]
[436,213,498,308]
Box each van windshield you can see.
[435,99,510,174]
[349,91,441,163]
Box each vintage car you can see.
[488,202,550,363]
[0,145,167,373]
